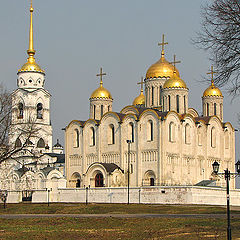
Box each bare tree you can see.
[194,0,240,94]
[0,84,40,164]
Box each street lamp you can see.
[212,160,240,240]
[126,140,132,204]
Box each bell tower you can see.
[10,0,52,153]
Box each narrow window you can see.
[211,127,216,148]
[18,103,23,119]
[185,124,190,144]
[214,103,217,115]
[93,105,96,119]
[147,120,153,141]
[184,96,186,113]
[225,130,229,149]
[162,97,164,111]
[197,126,202,146]
[207,103,209,116]
[168,95,171,111]
[90,127,95,146]
[159,86,162,105]
[37,103,43,119]
[101,105,104,117]
[152,86,154,105]
[109,124,115,144]
[108,105,110,112]
[169,122,175,142]
[220,104,223,119]
[150,178,155,186]
[176,95,180,113]
[74,129,80,148]
[129,123,134,143]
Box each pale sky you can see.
[0,0,239,162]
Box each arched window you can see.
[150,178,155,186]
[37,103,43,119]
[176,95,180,113]
[93,105,96,119]
[168,95,171,111]
[152,86,154,105]
[108,105,110,112]
[128,123,134,143]
[220,104,223,118]
[185,124,190,144]
[169,122,175,142]
[108,124,115,144]
[101,105,104,117]
[147,120,153,141]
[162,97,164,111]
[197,126,202,146]
[211,127,216,148]
[225,130,229,149]
[74,129,80,148]
[95,173,104,187]
[184,96,186,113]
[207,103,209,116]
[37,138,45,148]
[18,103,23,119]
[90,127,95,146]
[214,103,217,115]
[159,86,162,105]
[15,138,22,148]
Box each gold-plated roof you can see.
[90,86,113,99]
[146,53,180,79]
[163,71,187,89]
[90,67,112,100]
[203,66,223,97]
[18,1,44,74]
[203,83,223,97]
[133,91,145,106]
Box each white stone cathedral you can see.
[65,36,235,189]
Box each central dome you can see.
[146,54,180,79]
[90,85,112,99]
[163,72,187,89]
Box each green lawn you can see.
[0,203,238,215]
[0,204,240,240]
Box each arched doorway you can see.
[70,172,81,188]
[150,177,155,186]
[95,173,104,187]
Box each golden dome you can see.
[18,57,44,74]
[133,91,145,106]
[203,83,223,97]
[163,72,187,89]
[146,54,180,79]
[90,85,113,99]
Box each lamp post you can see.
[126,140,132,204]
[212,160,240,240]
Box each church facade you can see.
[65,37,235,189]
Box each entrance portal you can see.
[95,173,104,187]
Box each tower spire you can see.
[27,0,36,63]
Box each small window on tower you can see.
[18,103,24,119]
[37,103,43,119]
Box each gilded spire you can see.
[18,0,44,74]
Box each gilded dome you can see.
[18,58,44,74]
[203,83,223,97]
[163,72,187,89]
[133,91,145,106]
[90,85,113,99]
[146,54,180,79]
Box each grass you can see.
[0,203,239,215]
[0,204,240,239]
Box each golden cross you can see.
[137,77,144,92]
[158,34,168,55]
[171,54,181,72]
[207,66,217,85]
[96,67,106,86]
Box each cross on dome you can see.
[96,67,106,87]
[137,77,144,93]
[158,34,168,56]
[171,54,181,73]
[207,66,217,85]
